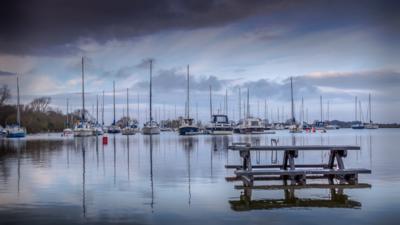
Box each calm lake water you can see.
[0,129,399,225]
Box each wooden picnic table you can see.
[226,142,371,185]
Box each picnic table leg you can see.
[240,150,253,185]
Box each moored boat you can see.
[142,59,160,135]
[6,76,26,138]
[178,65,200,135]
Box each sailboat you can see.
[205,86,233,135]
[234,88,264,134]
[107,81,121,133]
[142,59,160,135]
[365,93,379,129]
[122,88,136,135]
[178,65,200,135]
[288,77,302,133]
[351,96,364,129]
[73,57,94,137]
[93,94,104,135]
[6,76,27,138]
[63,98,73,136]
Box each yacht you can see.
[365,94,379,129]
[206,114,233,135]
[6,77,26,138]
[73,57,94,137]
[142,60,160,135]
[121,88,136,135]
[234,117,264,134]
[178,65,200,135]
[108,81,121,134]
[288,77,302,133]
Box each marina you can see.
[0,129,399,224]
[0,1,398,224]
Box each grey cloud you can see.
[134,68,229,92]
[295,70,400,91]
[234,70,400,102]
[0,70,16,76]
[0,0,287,55]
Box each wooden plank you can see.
[225,164,333,169]
[235,168,371,176]
[228,145,360,151]
[234,183,371,190]
[226,175,360,182]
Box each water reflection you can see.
[0,130,397,225]
[230,181,370,211]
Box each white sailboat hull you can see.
[74,128,93,137]
[142,126,160,135]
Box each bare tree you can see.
[0,85,11,106]
[29,97,51,112]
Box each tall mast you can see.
[225,89,228,115]
[238,88,241,120]
[320,95,323,122]
[186,65,190,119]
[96,95,99,124]
[81,57,85,121]
[301,96,304,123]
[369,93,372,123]
[355,96,358,122]
[126,88,129,127]
[247,88,250,118]
[327,100,330,122]
[137,93,140,124]
[264,99,267,120]
[66,98,69,128]
[17,76,21,126]
[102,91,104,126]
[290,77,295,124]
[149,60,153,121]
[209,85,212,119]
[113,81,116,125]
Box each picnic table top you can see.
[228,144,360,151]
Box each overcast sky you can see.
[0,0,399,124]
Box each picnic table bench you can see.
[226,142,371,185]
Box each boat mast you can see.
[81,57,85,122]
[209,85,212,119]
[102,91,104,126]
[327,100,330,122]
[113,81,116,125]
[96,95,99,125]
[238,88,241,121]
[290,77,295,124]
[126,88,129,127]
[247,88,250,118]
[149,59,153,122]
[66,98,69,128]
[369,93,372,123]
[225,89,228,115]
[355,96,358,122]
[320,95,323,122]
[17,76,21,126]
[186,65,190,119]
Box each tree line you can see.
[0,85,68,133]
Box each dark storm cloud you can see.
[0,70,16,76]
[0,0,285,55]
[2,0,398,56]
[235,70,400,101]
[134,68,229,92]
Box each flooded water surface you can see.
[0,129,399,225]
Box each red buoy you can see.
[102,135,108,145]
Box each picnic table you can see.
[226,142,371,185]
